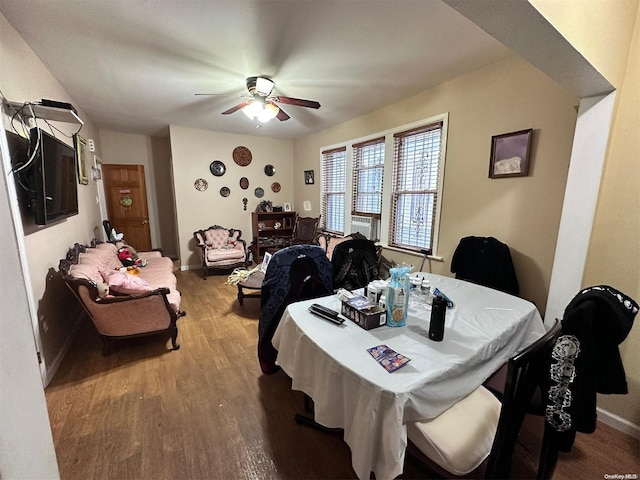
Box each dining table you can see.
[271,273,547,480]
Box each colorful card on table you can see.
[367,344,411,373]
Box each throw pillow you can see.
[100,269,152,295]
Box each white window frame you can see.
[320,147,347,234]
[352,137,385,217]
[319,113,448,256]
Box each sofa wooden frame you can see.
[59,241,184,356]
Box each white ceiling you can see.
[0,0,514,139]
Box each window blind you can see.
[321,147,347,234]
[390,122,443,254]
[352,137,384,216]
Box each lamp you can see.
[242,99,279,124]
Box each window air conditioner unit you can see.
[350,215,378,241]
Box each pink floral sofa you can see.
[59,241,184,355]
[193,225,250,279]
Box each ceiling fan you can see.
[196,76,320,126]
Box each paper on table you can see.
[367,344,411,373]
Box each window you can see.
[319,114,447,255]
[390,122,443,254]
[352,137,385,216]
[321,147,347,234]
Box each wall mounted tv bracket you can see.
[3,98,83,126]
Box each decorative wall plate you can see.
[194,178,208,191]
[271,182,281,193]
[220,186,230,197]
[210,160,226,176]
[254,187,264,198]
[233,146,252,166]
[239,177,249,189]
[264,164,275,176]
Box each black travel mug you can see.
[429,294,446,341]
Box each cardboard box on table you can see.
[341,295,387,330]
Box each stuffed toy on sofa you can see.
[117,246,147,268]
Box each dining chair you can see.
[289,215,320,245]
[258,245,333,374]
[331,237,380,290]
[406,319,561,479]
[536,285,638,479]
[450,236,519,295]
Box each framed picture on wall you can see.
[73,134,88,185]
[304,169,315,185]
[489,129,533,179]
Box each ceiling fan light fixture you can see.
[255,76,275,97]
[242,100,279,123]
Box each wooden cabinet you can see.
[251,211,297,261]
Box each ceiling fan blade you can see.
[272,96,320,109]
[276,107,290,121]
[221,100,251,115]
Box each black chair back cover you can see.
[451,236,519,295]
[537,285,638,479]
[331,238,379,291]
[258,245,333,374]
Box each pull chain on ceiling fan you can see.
[196,75,320,127]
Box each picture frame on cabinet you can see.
[284,202,292,212]
[260,251,272,273]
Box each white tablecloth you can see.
[272,274,546,480]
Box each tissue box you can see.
[341,295,387,330]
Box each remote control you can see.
[308,307,344,325]
[309,304,340,318]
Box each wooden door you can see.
[102,164,152,250]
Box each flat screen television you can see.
[28,127,79,225]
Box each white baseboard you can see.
[597,406,640,439]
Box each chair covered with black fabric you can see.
[289,215,320,245]
[407,319,562,479]
[331,238,380,290]
[450,236,519,295]
[258,245,333,375]
[537,285,638,479]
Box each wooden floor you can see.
[45,269,640,479]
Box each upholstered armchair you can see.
[194,225,250,279]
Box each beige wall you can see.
[168,125,294,269]
[0,148,60,479]
[531,0,637,89]
[1,12,104,376]
[582,5,640,428]
[99,130,178,258]
[99,130,161,248]
[294,55,579,313]
[1,11,105,477]
[150,135,179,258]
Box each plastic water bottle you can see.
[387,266,410,327]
